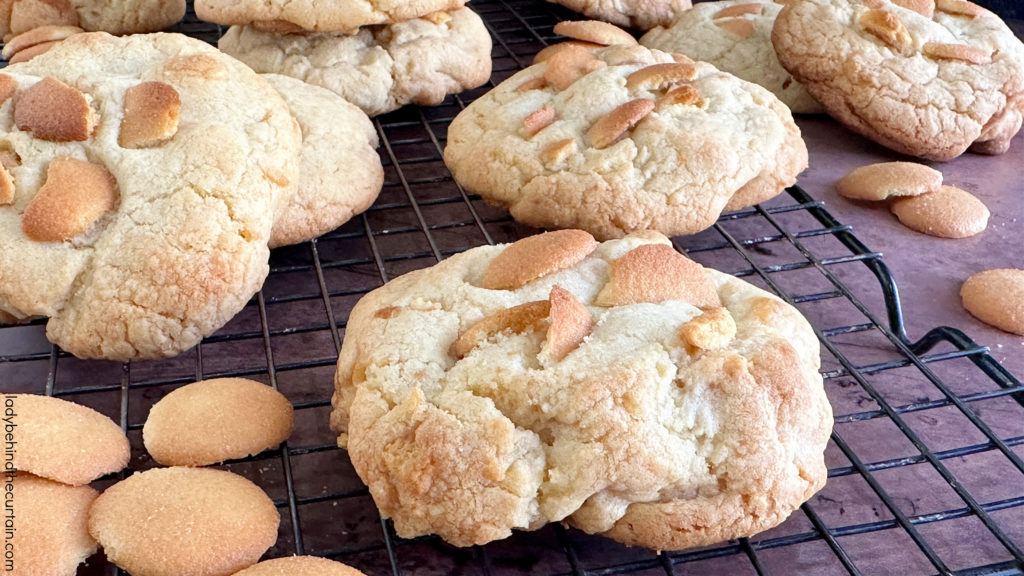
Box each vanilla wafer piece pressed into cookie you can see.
[143,378,295,467]
[233,556,368,576]
[3,473,98,576]
[889,184,989,237]
[0,0,185,39]
[217,7,491,117]
[443,36,808,240]
[330,230,831,550]
[88,467,280,576]
[836,161,943,201]
[0,24,83,60]
[6,394,129,486]
[960,268,1024,335]
[196,0,466,32]
[640,0,823,114]
[545,0,691,30]
[771,0,1024,160]
[262,74,383,247]
[0,32,302,360]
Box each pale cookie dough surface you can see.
[4,474,98,576]
[263,74,383,247]
[443,42,807,240]
[0,32,301,360]
[331,230,832,550]
[545,0,692,31]
[772,0,1024,161]
[218,7,492,117]
[0,0,185,39]
[640,0,823,114]
[9,394,129,486]
[196,0,467,32]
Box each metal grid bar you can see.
[1,0,1022,575]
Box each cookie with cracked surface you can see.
[543,0,691,30]
[0,0,185,39]
[442,38,807,240]
[262,74,383,247]
[330,229,831,549]
[7,394,129,486]
[233,556,367,576]
[195,0,466,32]
[640,0,823,114]
[217,7,492,117]
[88,467,280,576]
[771,0,1024,160]
[0,32,302,360]
[4,473,99,576]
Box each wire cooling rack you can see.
[1,0,1023,574]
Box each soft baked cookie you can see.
[143,377,295,466]
[218,8,492,117]
[196,0,466,33]
[443,32,807,240]
[89,467,280,576]
[331,229,832,549]
[960,268,1024,335]
[0,32,302,359]
[772,0,1024,160]
[544,0,691,30]
[262,74,383,247]
[0,0,185,39]
[889,183,988,237]
[4,473,98,576]
[640,0,823,114]
[8,394,129,486]
[233,556,367,576]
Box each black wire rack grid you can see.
[1,0,1023,574]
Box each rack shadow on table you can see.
[1,0,1022,574]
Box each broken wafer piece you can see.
[836,161,943,201]
[21,157,118,242]
[540,285,593,361]
[680,306,736,350]
[553,20,638,46]
[596,243,721,308]
[935,0,984,17]
[481,229,598,290]
[656,83,700,109]
[860,8,912,53]
[452,300,550,358]
[533,40,602,64]
[14,76,96,142]
[892,0,934,17]
[625,62,697,91]
[543,44,607,90]
[587,98,655,149]
[8,39,62,62]
[714,18,756,38]
[541,137,577,165]
[714,3,764,18]
[523,105,555,136]
[889,184,989,238]
[118,81,181,148]
[922,42,991,64]
[0,164,14,204]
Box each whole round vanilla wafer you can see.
[6,394,129,485]
[88,467,280,576]
[836,161,943,201]
[960,268,1024,335]
[889,184,989,237]
[233,556,367,576]
[143,377,295,466]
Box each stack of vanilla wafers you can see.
[198,0,494,117]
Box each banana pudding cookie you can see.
[443,26,807,240]
[543,0,691,30]
[196,0,467,32]
[0,0,185,39]
[218,7,492,117]
[0,32,302,359]
[772,0,1024,160]
[640,0,823,114]
[331,230,832,549]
